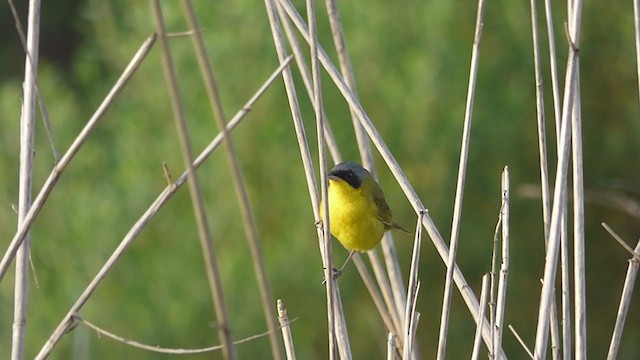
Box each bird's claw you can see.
[321,267,343,284]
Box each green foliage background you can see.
[1,0,639,358]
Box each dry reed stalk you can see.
[533,0,583,357]
[472,274,490,360]
[571,72,586,360]
[509,325,535,359]
[567,5,586,359]
[602,223,640,262]
[402,212,424,359]
[152,2,235,358]
[560,199,572,360]
[405,288,421,360]
[543,0,562,131]
[545,2,573,354]
[278,299,297,360]
[179,2,283,358]
[306,0,342,358]
[490,204,501,360]
[13,0,41,358]
[494,167,510,358]
[540,1,567,357]
[436,0,486,358]
[0,33,157,285]
[529,1,562,356]
[606,238,640,359]
[275,0,506,354]
[530,0,550,246]
[33,55,292,360]
[387,333,397,360]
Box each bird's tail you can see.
[387,221,411,235]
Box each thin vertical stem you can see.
[472,274,491,360]
[152,2,235,358]
[494,167,510,358]
[387,333,397,360]
[539,0,568,356]
[542,0,569,355]
[530,0,551,247]
[436,0,486,358]
[179,2,282,358]
[406,287,421,360]
[489,206,500,360]
[543,0,562,132]
[571,76,586,360]
[534,63,573,360]
[560,206,572,360]
[306,0,338,358]
[13,0,41,359]
[277,299,297,360]
[402,212,424,359]
[566,2,583,357]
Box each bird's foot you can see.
[321,267,343,284]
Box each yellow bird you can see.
[321,161,409,274]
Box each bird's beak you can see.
[327,174,340,182]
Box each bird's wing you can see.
[372,183,394,227]
[373,182,411,234]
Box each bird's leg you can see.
[331,250,356,280]
[338,250,356,273]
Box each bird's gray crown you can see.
[328,161,371,189]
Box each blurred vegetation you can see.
[1,0,639,359]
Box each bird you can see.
[320,161,409,277]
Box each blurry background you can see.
[1,0,639,358]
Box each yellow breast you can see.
[321,178,385,251]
